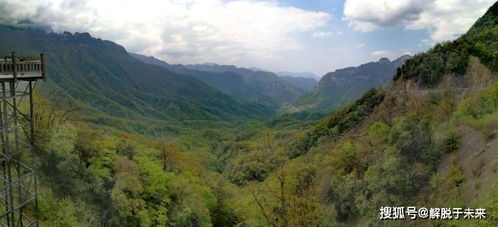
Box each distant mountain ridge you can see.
[132,53,304,107]
[293,55,411,112]
[278,76,317,92]
[276,71,320,80]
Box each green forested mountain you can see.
[132,53,304,107]
[2,1,498,227]
[294,55,410,112]
[0,26,273,135]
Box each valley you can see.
[0,1,496,227]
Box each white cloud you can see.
[312,31,333,38]
[371,50,392,57]
[402,51,413,56]
[0,0,330,68]
[344,0,430,32]
[356,43,365,48]
[343,0,495,42]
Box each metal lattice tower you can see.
[0,52,45,227]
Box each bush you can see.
[443,130,460,153]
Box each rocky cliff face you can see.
[293,55,411,112]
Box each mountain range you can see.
[132,54,305,107]
[276,71,320,80]
[0,26,275,134]
[133,53,410,115]
[0,25,409,136]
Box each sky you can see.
[0,0,495,76]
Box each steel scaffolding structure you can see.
[0,52,44,227]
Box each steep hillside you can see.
[210,2,498,226]
[0,26,272,134]
[132,54,304,107]
[395,1,498,88]
[295,55,410,112]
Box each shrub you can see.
[443,130,460,153]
